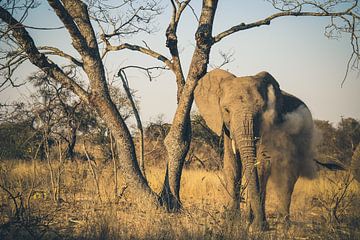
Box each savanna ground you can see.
[1,156,359,240]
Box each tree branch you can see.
[105,42,173,69]
[47,0,89,54]
[91,0,162,40]
[60,0,98,50]
[214,3,359,43]
[166,0,190,101]
[119,65,168,82]
[213,0,359,84]
[22,24,65,30]
[0,5,89,102]
[39,46,83,67]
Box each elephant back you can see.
[280,91,308,117]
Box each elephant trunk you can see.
[232,112,267,230]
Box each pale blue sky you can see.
[1,0,359,125]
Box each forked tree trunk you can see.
[160,0,219,210]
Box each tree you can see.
[351,144,360,182]
[315,118,360,166]
[0,0,159,204]
[0,117,36,159]
[336,117,360,164]
[188,112,223,169]
[314,120,340,164]
[0,102,41,159]
[0,0,359,224]
[28,71,83,159]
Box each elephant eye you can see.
[224,108,230,113]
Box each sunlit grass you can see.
[0,159,359,239]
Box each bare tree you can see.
[29,71,83,160]
[0,0,160,204]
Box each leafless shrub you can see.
[311,171,357,224]
[0,161,59,240]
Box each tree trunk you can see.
[110,132,119,198]
[160,0,219,210]
[92,95,157,202]
[66,125,77,160]
[120,72,146,179]
[160,117,191,210]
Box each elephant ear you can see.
[255,71,283,125]
[194,69,236,136]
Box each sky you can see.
[1,0,359,125]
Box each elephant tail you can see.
[314,158,347,171]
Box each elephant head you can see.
[195,69,283,136]
[194,69,283,229]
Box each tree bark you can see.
[66,125,77,159]
[119,71,146,178]
[160,0,219,210]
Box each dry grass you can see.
[0,159,359,239]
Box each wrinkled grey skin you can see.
[194,69,318,230]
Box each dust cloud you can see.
[262,85,276,128]
[261,105,320,188]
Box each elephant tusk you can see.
[231,139,237,155]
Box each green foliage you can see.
[189,112,223,169]
[191,112,223,156]
[336,118,360,163]
[141,112,223,169]
[0,120,38,160]
[315,117,360,166]
[351,144,360,182]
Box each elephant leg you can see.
[223,133,242,211]
[257,144,271,220]
[246,144,271,227]
[276,171,298,226]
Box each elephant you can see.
[194,69,320,230]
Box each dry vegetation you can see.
[1,1,360,239]
[0,158,359,240]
